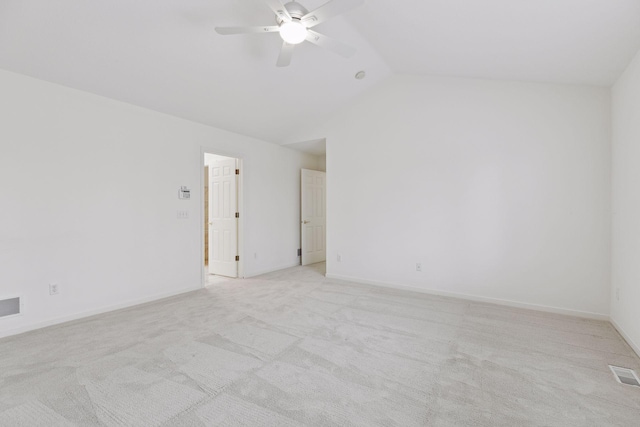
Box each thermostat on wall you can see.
[179,186,191,200]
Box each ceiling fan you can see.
[215,0,364,67]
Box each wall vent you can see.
[609,365,640,387]
[0,297,20,318]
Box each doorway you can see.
[203,152,242,284]
[301,168,326,265]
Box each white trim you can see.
[325,273,609,321]
[237,158,245,279]
[0,284,200,340]
[611,317,640,359]
[246,261,301,278]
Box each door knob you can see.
[302,220,310,224]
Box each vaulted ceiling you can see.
[1,0,639,144]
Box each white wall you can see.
[318,74,611,317]
[317,155,326,172]
[0,69,316,338]
[612,48,640,356]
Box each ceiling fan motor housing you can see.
[276,2,310,25]
[215,0,362,66]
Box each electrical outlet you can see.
[337,253,342,262]
[49,283,59,296]
[416,263,422,272]
[616,288,620,301]
[254,252,258,259]
[177,210,189,219]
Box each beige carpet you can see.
[1,263,639,426]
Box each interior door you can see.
[204,165,209,266]
[301,169,326,266]
[209,158,238,278]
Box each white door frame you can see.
[200,147,244,286]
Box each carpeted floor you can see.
[1,263,639,426]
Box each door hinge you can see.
[235,255,239,261]
[235,169,239,175]
[235,212,239,218]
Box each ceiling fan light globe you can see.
[279,21,307,44]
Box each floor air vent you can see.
[0,297,21,318]
[609,365,640,387]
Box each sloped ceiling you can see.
[346,0,640,86]
[0,0,639,145]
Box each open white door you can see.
[301,169,326,266]
[209,158,238,278]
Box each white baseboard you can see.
[245,261,301,278]
[610,317,640,359]
[325,273,609,321]
[0,284,201,340]
[5,268,633,362]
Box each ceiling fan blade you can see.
[305,30,356,58]
[215,26,280,35]
[276,42,295,67]
[264,0,292,22]
[301,0,364,28]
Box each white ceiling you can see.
[346,0,640,86]
[283,138,326,156]
[1,0,639,146]
[0,0,391,144]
